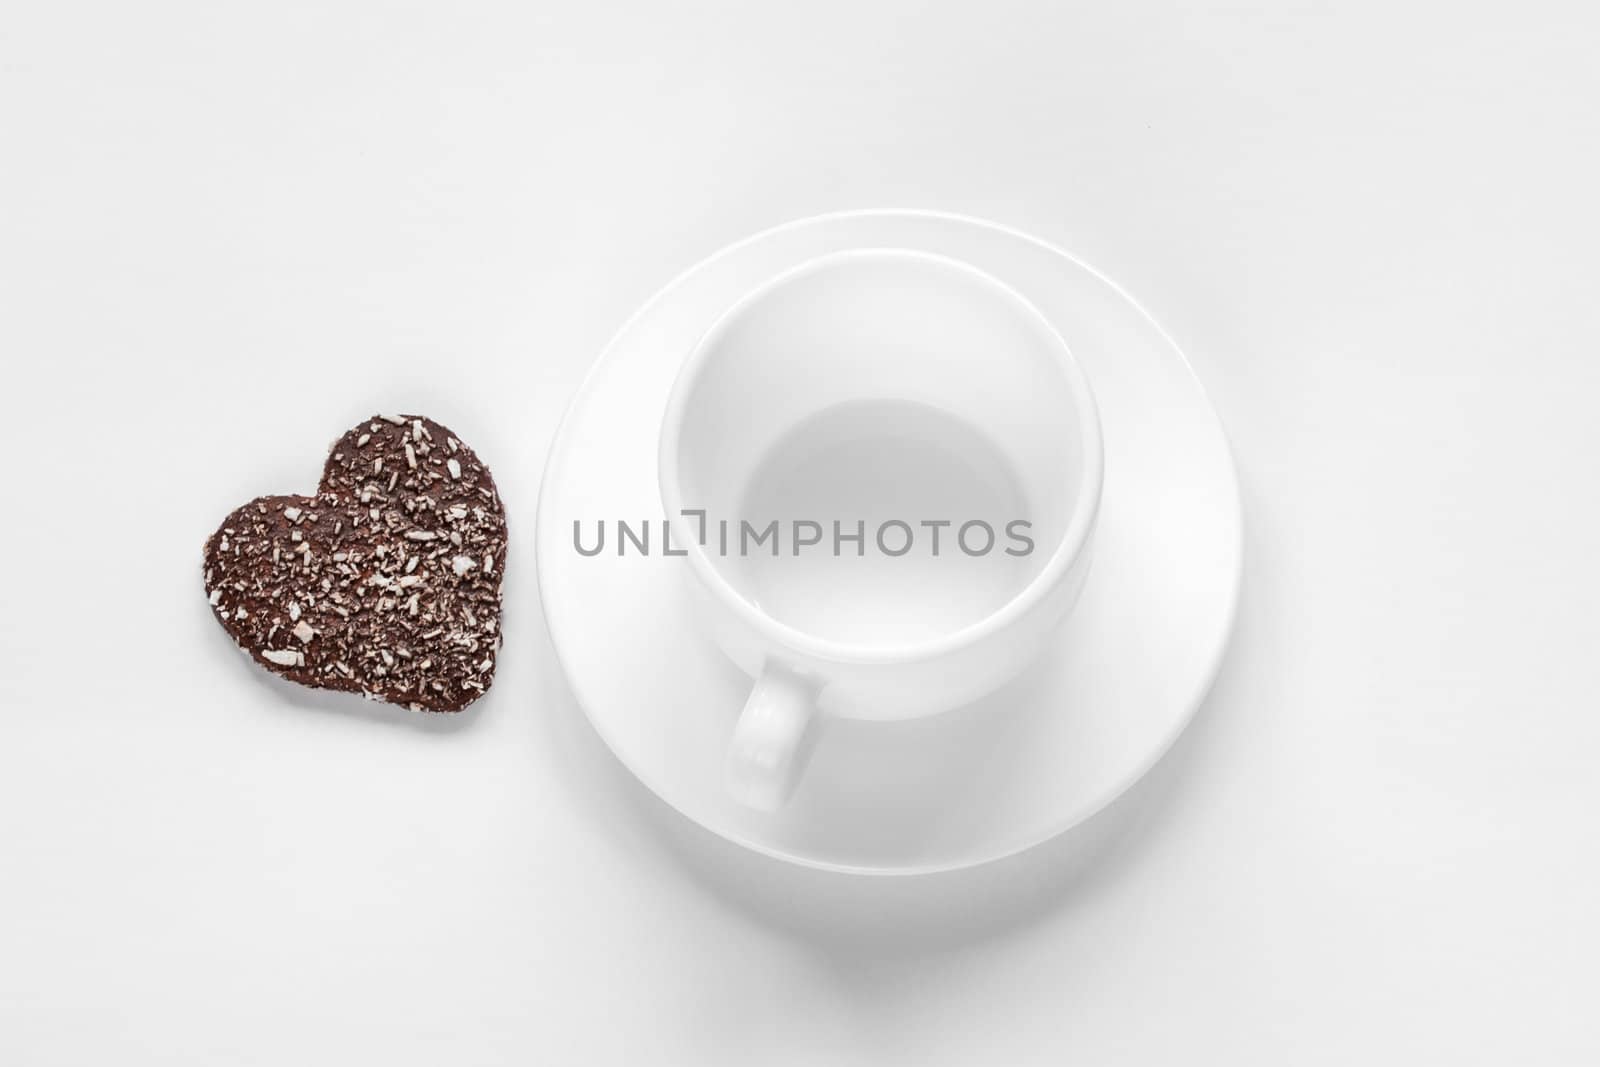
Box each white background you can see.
[3,2,1598,1063]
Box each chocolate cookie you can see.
[202,414,506,712]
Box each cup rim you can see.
[658,246,1104,666]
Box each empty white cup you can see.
[659,249,1102,811]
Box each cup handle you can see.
[726,666,818,812]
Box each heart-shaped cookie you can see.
[202,414,507,712]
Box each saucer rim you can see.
[534,208,1242,876]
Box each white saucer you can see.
[535,210,1241,874]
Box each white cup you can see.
[659,249,1103,811]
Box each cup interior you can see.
[663,250,1098,654]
